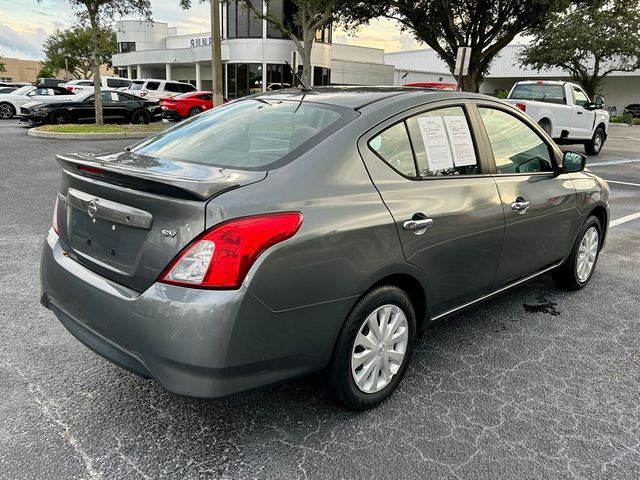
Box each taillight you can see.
[515,102,527,112]
[160,212,303,289]
[52,196,60,234]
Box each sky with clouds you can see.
[0,0,423,61]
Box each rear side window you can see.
[132,100,347,169]
[510,84,566,104]
[198,94,212,100]
[406,106,479,176]
[179,83,196,93]
[369,123,416,177]
[165,82,182,93]
[478,107,553,174]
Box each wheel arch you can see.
[589,204,608,249]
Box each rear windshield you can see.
[132,99,350,170]
[510,84,566,104]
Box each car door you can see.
[571,86,595,138]
[473,103,578,285]
[358,103,505,317]
[99,91,121,120]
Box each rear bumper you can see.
[40,230,347,398]
[161,109,182,120]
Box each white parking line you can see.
[605,180,640,187]
[610,212,640,227]
[589,159,640,166]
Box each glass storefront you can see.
[313,67,331,86]
[226,63,263,99]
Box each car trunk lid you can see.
[55,151,267,291]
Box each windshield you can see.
[510,84,566,104]
[132,99,348,170]
[129,82,144,91]
[13,86,34,96]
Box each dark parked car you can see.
[40,88,610,410]
[623,104,640,118]
[20,90,162,125]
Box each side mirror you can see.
[563,151,587,173]
[594,95,605,107]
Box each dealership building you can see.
[113,3,639,113]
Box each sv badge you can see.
[162,229,177,238]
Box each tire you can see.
[552,216,602,290]
[50,110,70,125]
[585,127,605,155]
[188,107,202,117]
[328,285,416,410]
[131,109,150,125]
[538,119,552,136]
[0,102,15,119]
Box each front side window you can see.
[572,87,589,108]
[406,106,479,176]
[479,107,553,174]
[369,123,416,177]
[132,100,346,169]
[146,81,160,91]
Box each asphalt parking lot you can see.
[1,120,638,480]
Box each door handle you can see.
[510,197,530,214]
[577,111,583,115]
[403,218,434,235]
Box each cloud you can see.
[334,19,423,53]
[0,24,49,60]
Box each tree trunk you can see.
[300,30,314,87]
[210,0,224,106]
[89,12,103,125]
[460,68,482,93]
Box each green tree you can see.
[37,65,57,79]
[239,0,338,87]
[521,0,640,98]
[42,26,116,80]
[341,0,572,92]
[39,0,152,125]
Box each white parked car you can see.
[124,79,197,100]
[62,77,133,94]
[0,85,76,119]
[505,80,609,155]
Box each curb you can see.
[28,129,162,140]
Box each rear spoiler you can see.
[56,153,267,201]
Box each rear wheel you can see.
[328,285,416,410]
[553,216,601,290]
[0,102,15,119]
[50,110,70,125]
[131,109,150,125]
[585,127,605,155]
[188,107,202,117]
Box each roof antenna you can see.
[285,61,313,92]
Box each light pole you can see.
[210,0,224,106]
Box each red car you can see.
[160,91,226,120]
[403,82,458,91]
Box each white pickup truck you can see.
[505,80,609,155]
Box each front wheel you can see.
[585,127,605,155]
[328,286,416,410]
[553,216,602,290]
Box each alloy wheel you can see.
[0,104,13,119]
[593,132,603,152]
[576,226,599,282]
[351,304,409,394]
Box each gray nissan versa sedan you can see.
[40,87,610,410]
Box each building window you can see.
[118,42,136,53]
[227,0,263,39]
[266,63,294,90]
[226,63,263,99]
[314,25,332,44]
[313,67,331,86]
